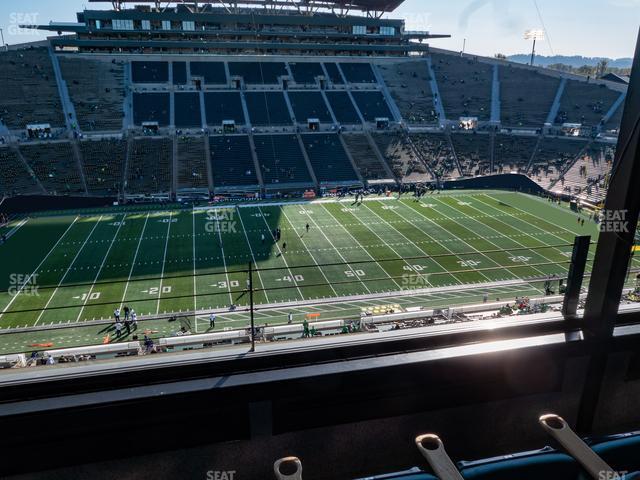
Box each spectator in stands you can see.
[46,355,55,366]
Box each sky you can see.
[0,0,638,59]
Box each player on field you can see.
[123,305,130,321]
[306,223,310,233]
[209,313,216,329]
[114,308,120,322]
[131,311,138,329]
[288,312,293,324]
[282,242,287,253]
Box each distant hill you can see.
[507,54,632,69]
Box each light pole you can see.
[524,29,545,66]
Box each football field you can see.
[0,190,622,354]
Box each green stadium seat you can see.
[458,449,582,480]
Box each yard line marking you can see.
[319,204,403,290]
[280,206,340,297]
[3,218,28,241]
[192,208,197,312]
[475,194,583,259]
[359,202,446,286]
[482,193,583,242]
[432,196,558,278]
[120,213,150,308]
[293,205,371,295]
[378,201,486,285]
[156,212,173,315]
[76,214,127,322]
[34,216,104,326]
[395,200,519,282]
[213,208,235,307]
[256,206,304,299]
[235,206,270,304]
[0,217,79,320]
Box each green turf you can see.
[0,190,625,354]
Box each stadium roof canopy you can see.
[89,0,406,13]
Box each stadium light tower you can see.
[524,29,545,66]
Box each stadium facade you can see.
[0,0,624,208]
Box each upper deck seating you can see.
[59,56,125,131]
[210,135,258,188]
[0,147,40,196]
[0,48,65,129]
[339,62,377,83]
[603,101,624,133]
[228,62,287,84]
[556,80,620,127]
[126,137,172,194]
[342,134,391,181]
[288,92,333,123]
[190,62,227,85]
[325,91,361,124]
[20,142,84,195]
[373,133,432,183]
[450,133,491,176]
[323,63,345,84]
[177,136,208,190]
[132,93,170,126]
[172,62,187,85]
[351,91,393,122]
[431,53,493,121]
[289,62,324,85]
[254,134,312,185]
[378,60,438,125]
[79,138,126,196]
[174,92,202,128]
[244,92,292,126]
[131,61,169,83]
[204,92,246,126]
[301,134,358,183]
[500,66,560,127]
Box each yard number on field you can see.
[345,270,366,277]
[509,256,532,263]
[458,260,481,268]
